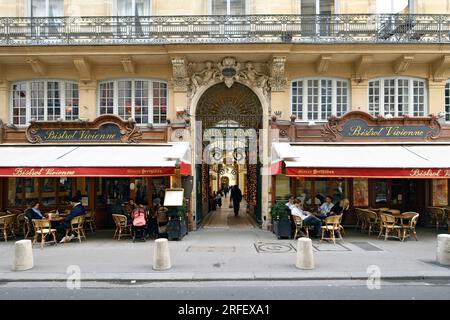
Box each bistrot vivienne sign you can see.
[26,115,142,144]
[321,111,441,142]
[0,167,175,177]
[342,119,432,138]
[286,167,450,178]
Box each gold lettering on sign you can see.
[13,168,76,176]
[385,127,424,137]
[409,169,450,177]
[349,126,383,137]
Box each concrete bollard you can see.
[296,238,314,270]
[13,240,34,271]
[153,238,171,271]
[437,234,450,266]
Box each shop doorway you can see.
[370,179,429,212]
[195,83,263,226]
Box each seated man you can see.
[316,195,334,220]
[291,199,322,238]
[58,196,86,243]
[285,195,295,211]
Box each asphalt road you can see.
[0,280,449,300]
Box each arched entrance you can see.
[194,82,263,225]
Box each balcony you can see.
[0,14,449,46]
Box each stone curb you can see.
[1,272,449,282]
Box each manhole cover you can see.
[186,246,235,253]
[254,242,296,253]
[313,243,351,251]
[350,242,383,252]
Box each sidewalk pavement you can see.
[0,227,449,282]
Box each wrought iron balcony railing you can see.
[1,14,450,46]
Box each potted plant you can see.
[271,201,292,239]
[167,206,187,240]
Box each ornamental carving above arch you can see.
[171,56,287,102]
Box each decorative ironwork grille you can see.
[1,14,448,46]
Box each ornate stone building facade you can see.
[1,0,450,230]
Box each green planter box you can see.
[272,219,291,239]
[167,219,187,240]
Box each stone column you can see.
[0,81,9,124]
[350,80,369,113]
[78,81,97,121]
[296,238,315,270]
[13,240,34,271]
[437,234,450,266]
[428,81,446,116]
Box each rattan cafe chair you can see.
[64,215,86,243]
[321,214,344,244]
[112,214,132,240]
[378,213,401,241]
[84,210,97,232]
[0,214,16,242]
[292,214,309,239]
[427,207,446,232]
[400,212,420,242]
[32,219,57,249]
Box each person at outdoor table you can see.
[329,198,350,216]
[146,198,160,239]
[124,199,136,225]
[58,196,86,243]
[25,201,44,220]
[316,195,334,220]
[285,195,295,210]
[291,199,322,238]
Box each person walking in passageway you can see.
[230,185,243,217]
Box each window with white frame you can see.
[11,80,79,126]
[98,79,167,125]
[291,78,349,121]
[376,0,411,14]
[114,0,150,16]
[445,82,450,122]
[368,77,427,117]
[30,0,64,17]
[211,0,246,15]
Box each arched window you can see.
[98,79,167,125]
[368,77,427,117]
[291,77,349,121]
[11,80,79,126]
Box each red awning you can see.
[286,167,450,179]
[273,143,450,179]
[0,144,191,177]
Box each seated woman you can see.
[329,198,350,216]
[132,201,147,242]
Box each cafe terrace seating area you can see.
[0,205,449,247]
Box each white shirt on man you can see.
[291,206,308,221]
[285,202,295,210]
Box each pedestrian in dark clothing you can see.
[58,196,86,242]
[230,185,243,217]
[224,186,229,198]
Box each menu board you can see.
[163,189,184,206]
